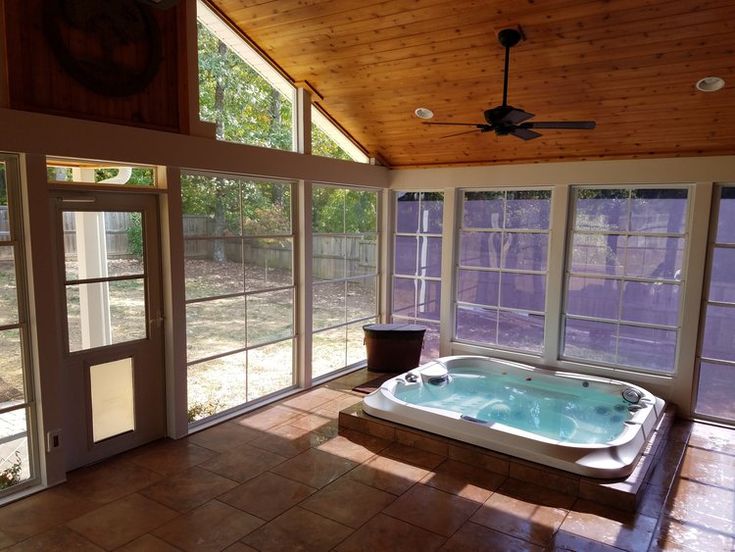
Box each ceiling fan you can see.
[424,27,596,141]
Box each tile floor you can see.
[0,369,733,551]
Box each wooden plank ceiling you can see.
[210,0,735,168]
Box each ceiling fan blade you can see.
[440,129,482,138]
[503,108,534,125]
[423,122,486,127]
[510,127,542,141]
[522,121,596,129]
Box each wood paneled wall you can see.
[2,0,185,132]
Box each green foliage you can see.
[127,212,144,257]
[312,123,351,161]
[0,452,22,490]
[198,23,293,150]
[312,187,377,234]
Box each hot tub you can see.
[362,356,666,478]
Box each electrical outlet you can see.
[46,429,62,452]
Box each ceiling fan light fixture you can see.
[695,76,725,92]
[414,107,434,119]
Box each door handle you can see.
[149,316,164,330]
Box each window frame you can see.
[0,154,40,498]
[181,171,297,426]
[311,183,380,380]
[559,183,693,376]
[453,187,553,356]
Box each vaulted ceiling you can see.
[210,0,735,168]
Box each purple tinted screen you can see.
[459,232,501,268]
[566,277,620,320]
[463,191,504,229]
[457,269,499,307]
[505,191,551,229]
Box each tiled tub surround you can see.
[0,369,731,551]
[361,357,666,479]
[341,400,674,512]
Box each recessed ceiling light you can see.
[414,107,434,119]
[695,76,725,92]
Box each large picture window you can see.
[695,186,735,420]
[182,172,295,423]
[197,1,295,151]
[562,187,689,373]
[0,157,37,496]
[455,190,551,354]
[392,192,443,362]
[312,186,378,378]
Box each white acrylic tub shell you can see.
[362,356,666,478]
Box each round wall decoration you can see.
[43,0,163,97]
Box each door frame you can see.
[51,189,166,469]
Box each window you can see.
[182,172,294,422]
[311,106,369,163]
[312,186,378,378]
[197,1,295,150]
[695,186,735,420]
[392,192,443,362]
[0,157,38,495]
[47,159,156,187]
[455,190,551,354]
[562,188,689,373]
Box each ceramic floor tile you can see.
[154,499,263,551]
[5,526,103,552]
[282,387,343,410]
[334,513,445,552]
[687,423,735,454]
[301,477,395,528]
[115,534,183,551]
[470,484,569,546]
[497,479,577,509]
[126,440,217,476]
[315,430,389,463]
[559,499,657,552]
[222,543,258,552]
[546,530,623,552]
[637,483,670,519]
[349,453,429,495]
[381,442,445,470]
[678,446,735,489]
[271,448,358,488]
[287,412,338,432]
[248,423,336,458]
[0,530,15,548]
[186,422,261,452]
[233,405,301,432]
[56,457,162,505]
[218,472,316,521]
[439,521,542,552]
[422,459,506,503]
[0,487,97,541]
[198,443,288,483]
[66,493,178,550]
[383,483,479,537]
[315,394,363,416]
[241,506,353,552]
[665,478,735,535]
[651,516,735,551]
[140,466,238,512]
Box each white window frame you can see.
[453,187,553,356]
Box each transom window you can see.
[561,187,689,373]
[455,190,551,354]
